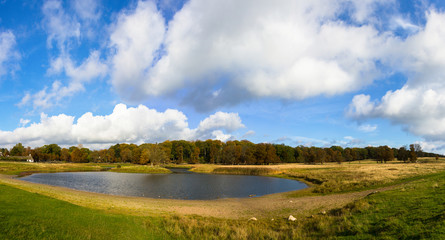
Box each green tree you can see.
[10,143,25,156]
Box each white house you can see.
[27,154,34,163]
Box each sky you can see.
[1,0,445,153]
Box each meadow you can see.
[1,160,444,239]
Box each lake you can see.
[20,168,307,200]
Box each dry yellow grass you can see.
[283,162,445,193]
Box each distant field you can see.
[1,161,444,239]
[0,161,171,175]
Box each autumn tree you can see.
[377,146,394,163]
[70,148,84,163]
[61,148,70,162]
[397,146,409,162]
[343,148,353,163]
[149,144,168,166]
[176,145,184,163]
[409,144,422,163]
[209,140,222,164]
[191,146,200,164]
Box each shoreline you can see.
[0,172,397,220]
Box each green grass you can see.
[0,161,170,176]
[142,171,445,239]
[1,162,445,239]
[333,172,445,239]
[2,171,445,239]
[109,165,171,174]
[212,167,280,175]
[0,161,104,176]
[0,184,169,240]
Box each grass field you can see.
[1,160,444,239]
[0,161,171,175]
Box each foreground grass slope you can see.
[335,171,445,239]
[1,171,444,239]
[0,184,168,240]
[1,161,444,239]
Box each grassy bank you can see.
[188,162,445,196]
[1,161,445,239]
[1,170,444,239]
[0,161,171,175]
[0,184,168,240]
[109,164,171,174]
[333,171,445,239]
[212,167,281,175]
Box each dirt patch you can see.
[0,174,398,219]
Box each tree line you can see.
[0,140,440,165]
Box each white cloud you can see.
[72,0,101,22]
[109,0,166,100]
[196,111,244,133]
[417,140,445,154]
[348,0,395,23]
[42,0,80,50]
[242,130,256,138]
[0,31,19,77]
[390,17,420,33]
[210,130,233,142]
[0,104,246,148]
[19,119,30,127]
[349,10,445,142]
[20,50,107,109]
[20,1,108,109]
[358,124,377,133]
[48,51,108,83]
[108,0,395,111]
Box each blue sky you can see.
[1,0,445,152]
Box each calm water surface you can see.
[20,168,307,200]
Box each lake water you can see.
[20,168,307,200]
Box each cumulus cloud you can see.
[418,140,445,154]
[348,0,395,23]
[0,104,246,148]
[109,0,166,100]
[0,31,19,77]
[109,0,395,111]
[348,11,445,141]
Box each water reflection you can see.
[21,170,307,200]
